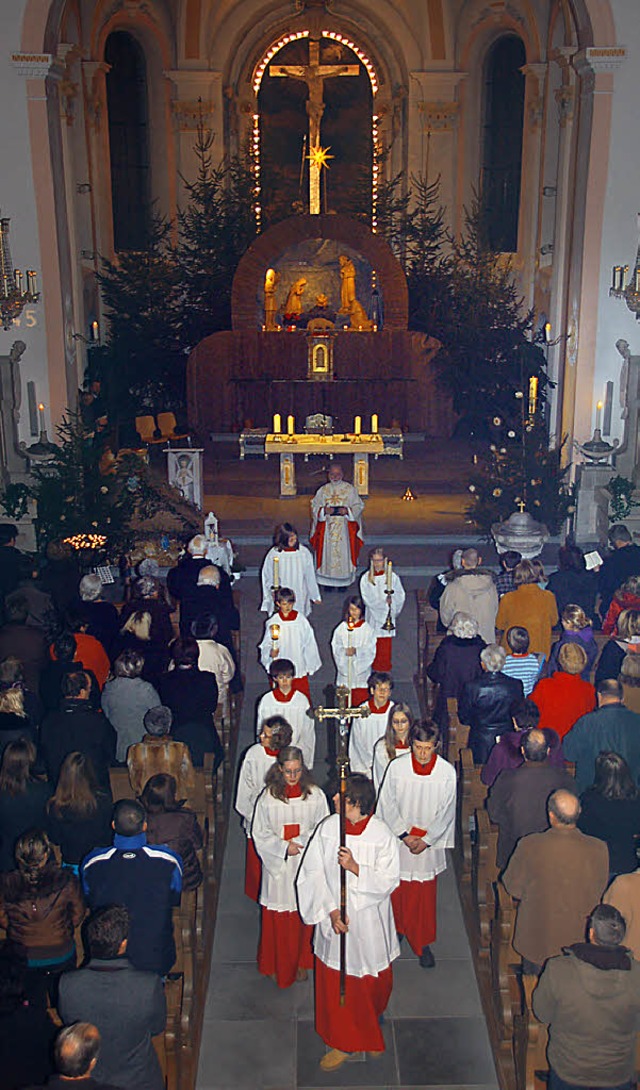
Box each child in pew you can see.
[502,626,544,696]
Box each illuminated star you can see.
[308,144,334,170]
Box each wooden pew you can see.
[490,881,521,1045]
[458,748,487,880]
[513,973,548,1090]
[474,806,499,949]
[447,698,469,764]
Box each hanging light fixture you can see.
[0,215,40,331]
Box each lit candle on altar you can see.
[38,402,45,431]
[371,413,378,433]
[528,375,538,417]
[273,556,279,589]
[90,320,99,342]
[354,416,361,435]
[287,414,295,435]
[273,413,281,433]
[386,559,393,592]
[2,275,8,297]
[14,270,23,292]
[612,267,618,291]
[595,400,603,431]
[636,269,640,294]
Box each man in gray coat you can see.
[58,904,166,1090]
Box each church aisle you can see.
[197,575,498,1090]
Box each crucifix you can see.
[270,36,359,214]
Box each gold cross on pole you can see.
[270,38,359,214]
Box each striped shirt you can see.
[502,653,543,696]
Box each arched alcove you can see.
[481,35,526,253]
[105,30,151,251]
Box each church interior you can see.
[2,1,640,1088]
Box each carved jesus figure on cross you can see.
[270,36,359,214]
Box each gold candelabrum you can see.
[610,262,640,321]
[0,217,40,331]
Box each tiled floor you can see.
[197,573,499,1090]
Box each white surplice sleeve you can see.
[301,546,321,603]
[251,790,287,880]
[296,820,335,925]
[331,622,349,680]
[392,573,406,618]
[235,748,265,831]
[260,547,277,613]
[258,614,277,672]
[376,760,407,837]
[348,824,400,912]
[300,615,322,675]
[372,739,390,792]
[426,764,457,849]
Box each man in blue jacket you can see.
[82,798,182,975]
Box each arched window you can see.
[105,31,151,251]
[481,35,526,253]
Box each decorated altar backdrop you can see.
[186,329,455,435]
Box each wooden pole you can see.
[338,758,348,1005]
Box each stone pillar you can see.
[574,462,612,543]
[519,63,547,309]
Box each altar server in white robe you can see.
[259,587,322,699]
[349,672,393,775]
[376,722,456,969]
[372,702,414,791]
[360,547,406,671]
[235,716,292,902]
[296,773,400,1072]
[260,522,321,617]
[310,464,364,589]
[330,595,377,706]
[256,658,316,769]
[252,746,328,988]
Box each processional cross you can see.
[270,36,359,214]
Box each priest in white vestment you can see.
[376,722,456,968]
[260,522,321,617]
[360,547,406,670]
[297,773,400,1072]
[256,658,316,768]
[310,464,364,589]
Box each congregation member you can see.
[598,523,640,620]
[256,658,314,769]
[330,595,377,706]
[0,654,44,731]
[260,522,321,617]
[259,586,321,699]
[530,643,595,740]
[496,559,559,658]
[494,550,522,599]
[101,649,161,763]
[481,698,565,788]
[40,670,116,794]
[58,905,166,1090]
[166,533,211,602]
[82,798,182,976]
[0,829,85,1007]
[157,637,220,749]
[119,574,174,650]
[0,595,48,693]
[501,626,542,696]
[252,746,328,987]
[297,773,400,1071]
[439,546,498,645]
[547,604,598,678]
[426,611,485,747]
[191,614,236,710]
[604,865,640,960]
[619,649,640,713]
[76,574,119,657]
[458,644,524,765]
[31,1021,121,1090]
[372,702,414,790]
[310,463,364,591]
[0,524,23,618]
[40,631,99,713]
[487,729,576,868]
[595,608,640,685]
[61,609,111,689]
[502,790,609,975]
[127,705,197,798]
[377,722,456,968]
[578,752,640,878]
[235,716,293,902]
[46,752,113,872]
[546,543,598,619]
[140,774,203,890]
[563,678,640,792]
[0,684,37,760]
[179,564,239,651]
[359,546,406,670]
[349,671,393,775]
[6,555,55,633]
[533,904,640,1090]
[111,611,167,687]
[0,739,51,871]
[603,574,640,636]
[0,938,58,1090]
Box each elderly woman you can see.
[496,558,559,658]
[119,575,174,649]
[77,573,119,657]
[458,644,524,764]
[101,649,161,763]
[426,611,485,753]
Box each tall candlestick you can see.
[38,402,46,431]
[595,400,603,431]
[90,320,99,342]
[14,270,23,292]
[386,559,393,592]
[2,275,8,298]
[371,413,378,433]
[354,415,361,435]
[528,375,538,417]
[273,556,279,589]
[273,413,281,434]
[287,414,295,435]
[612,266,618,291]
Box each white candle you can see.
[90,320,99,342]
[595,400,603,430]
[287,415,295,435]
[612,267,617,291]
[354,416,361,435]
[386,559,393,592]
[371,414,378,433]
[14,270,23,292]
[38,402,45,431]
[273,413,281,433]
[273,556,279,588]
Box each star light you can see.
[308,144,334,170]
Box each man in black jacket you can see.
[59,905,165,1090]
[39,670,115,791]
[158,638,223,767]
[599,524,640,619]
[458,644,524,764]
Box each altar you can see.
[249,430,403,496]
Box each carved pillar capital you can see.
[82,60,111,131]
[521,62,547,131]
[164,70,221,132]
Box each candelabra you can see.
[0,217,40,331]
